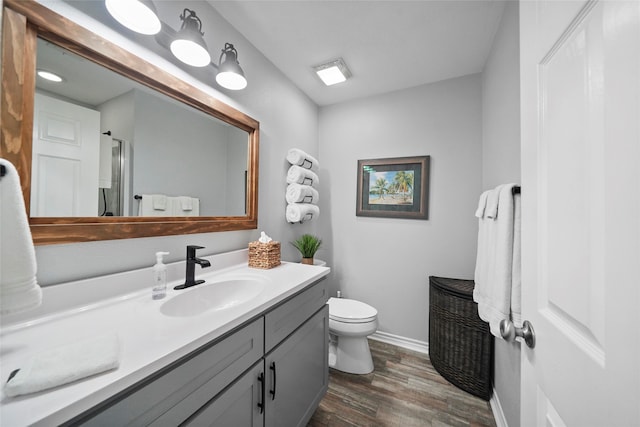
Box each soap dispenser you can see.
[152,251,170,300]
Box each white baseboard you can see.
[490,387,508,427]
[369,331,429,355]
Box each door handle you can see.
[500,319,536,349]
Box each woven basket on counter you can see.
[248,241,281,269]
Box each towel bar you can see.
[134,195,142,200]
[0,164,6,178]
[512,186,521,195]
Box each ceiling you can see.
[210,0,507,106]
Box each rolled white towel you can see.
[286,203,319,223]
[0,159,42,315]
[286,183,319,204]
[286,148,319,171]
[287,165,319,187]
[4,333,121,397]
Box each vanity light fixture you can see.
[170,9,211,67]
[37,69,64,83]
[105,0,161,35]
[215,43,248,90]
[313,58,352,86]
[105,1,248,90]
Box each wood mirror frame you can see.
[1,0,259,245]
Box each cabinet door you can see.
[184,361,264,427]
[265,305,328,427]
[264,278,328,352]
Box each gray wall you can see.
[318,74,483,342]
[33,0,319,285]
[481,2,521,426]
[133,90,230,216]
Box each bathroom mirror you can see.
[1,0,259,244]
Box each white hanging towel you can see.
[138,194,169,216]
[286,183,319,204]
[171,196,200,216]
[286,165,319,187]
[0,159,42,315]
[286,203,319,223]
[286,148,319,172]
[4,333,121,397]
[473,184,521,337]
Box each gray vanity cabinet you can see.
[183,362,264,427]
[264,306,329,427]
[71,278,328,427]
[186,305,328,427]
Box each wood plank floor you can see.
[308,339,497,427]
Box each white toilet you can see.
[327,297,379,374]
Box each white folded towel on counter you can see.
[0,159,42,315]
[286,148,319,171]
[287,165,319,187]
[286,203,319,223]
[286,183,319,204]
[4,333,121,397]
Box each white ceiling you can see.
[210,0,507,106]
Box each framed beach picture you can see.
[356,155,430,219]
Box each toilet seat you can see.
[328,297,377,323]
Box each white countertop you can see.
[0,250,329,426]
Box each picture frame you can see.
[356,155,430,219]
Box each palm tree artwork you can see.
[368,170,414,205]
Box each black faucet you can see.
[174,245,212,290]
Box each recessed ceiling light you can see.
[313,58,352,86]
[37,69,64,83]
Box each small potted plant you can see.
[291,234,322,265]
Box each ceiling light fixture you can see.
[215,43,247,91]
[313,58,352,86]
[105,0,161,35]
[105,1,248,90]
[37,69,64,83]
[170,9,211,67]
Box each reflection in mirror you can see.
[33,39,249,218]
[1,0,259,244]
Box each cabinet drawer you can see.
[264,278,328,352]
[80,318,264,427]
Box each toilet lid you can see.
[328,297,377,323]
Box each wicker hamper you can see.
[428,276,493,400]
[248,241,281,269]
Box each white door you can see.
[520,1,639,426]
[31,93,101,216]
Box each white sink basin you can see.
[161,278,266,317]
